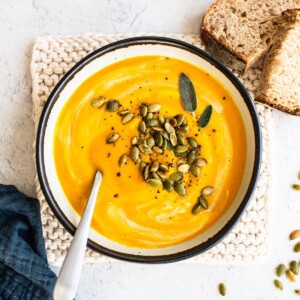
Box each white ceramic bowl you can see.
[36,37,261,263]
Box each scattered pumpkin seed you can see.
[218,283,226,296]
[154,132,163,147]
[143,165,150,180]
[194,158,207,167]
[166,140,173,150]
[201,186,214,196]
[105,99,120,112]
[106,133,120,144]
[187,150,196,164]
[148,104,161,113]
[147,137,155,148]
[192,203,202,215]
[290,230,300,240]
[170,133,178,146]
[161,131,169,140]
[276,264,286,277]
[187,137,198,148]
[158,115,165,125]
[140,105,148,117]
[175,114,185,126]
[286,270,296,282]
[170,118,177,127]
[130,146,140,162]
[152,126,163,132]
[178,164,190,173]
[138,121,147,133]
[165,123,175,134]
[146,112,153,120]
[153,146,163,154]
[291,261,299,275]
[138,143,152,155]
[159,164,169,172]
[131,137,138,145]
[177,126,189,136]
[147,119,160,127]
[177,135,185,146]
[139,162,146,174]
[292,184,300,191]
[151,172,161,181]
[146,178,162,187]
[156,170,166,179]
[169,172,183,182]
[190,164,200,177]
[122,113,134,124]
[91,96,106,108]
[274,280,283,291]
[174,145,188,153]
[150,161,159,173]
[161,139,167,150]
[294,242,300,253]
[119,154,127,167]
[117,109,130,116]
[174,151,188,158]
[163,179,173,192]
[174,181,186,196]
[198,195,208,209]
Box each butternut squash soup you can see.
[54,56,246,249]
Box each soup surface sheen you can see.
[54,56,246,249]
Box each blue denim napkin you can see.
[0,184,56,300]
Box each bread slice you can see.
[255,9,300,115]
[201,0,300,72]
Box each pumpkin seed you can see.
[159,164,169,172]
[161,131,169,140]
[146,112,153,120]
[294,242,300,252]
[194,146,201,155]
[152,126,163,132]
[130,146,140,162]
[276,264,286,277]
[290,230,300,240]
[138,143,152,155]
[131,137,138,145]
[153,146,163,154]
[170,133,178,146]
[170,118,177,127]
[218,283,226,296]
[190,164,200,177]
[151,172,161,181]
[201,186,214,196]
[105,99,120,112]
[187,137,198,148]
[106,133,120,144]
[198,195,208,209]
[146,178,162,187]
[192,203,201,215]
[154,132,163,147]
[178,164,190,173]
[274,280,283,291]
[175,114,185,127]
[177,135,185,146]
[174,181,186,196]
[117,109,130,116]
[147,137,155,148]
[174,145,188,153]
[166,141,173,150]
[122,113,134,124]
[139,162,146,174]
[140,105,148,117]
[165,122,175,134]
[162,139,168,150]
[174,151,188,158]
[163,179,173,192]
[143,164,150,180]
[136,158,141,164]
[147,119,160,127]
[156,170,166,179]
[150,161,159,173]
[91,96,106,108]
[291,261,299,275]
[148,104,161,113]
[292,184,300,191]
[194,158,207,167]
[187,151,196,164]
[119,154,127,167]
[286,270,296,282]
[169,172,183,182]
[158,115,165,125]
[176,126,189,136]
[138,121,147,133]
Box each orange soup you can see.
[54,56,246,249]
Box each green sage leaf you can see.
[198,105,212,128]
[179,73,197,113]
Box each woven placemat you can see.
[31,33,271,266]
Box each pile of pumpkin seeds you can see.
[274,229,300,295]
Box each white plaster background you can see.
[0,0,300,299]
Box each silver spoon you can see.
[53,170,102,300]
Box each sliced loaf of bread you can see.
[255,9,300,115]
[201,0,300,72]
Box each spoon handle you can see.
[53,171,102,300]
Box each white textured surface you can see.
[1,1,300,299]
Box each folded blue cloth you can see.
[0,185,56,300]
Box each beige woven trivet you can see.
[31,33,271,266]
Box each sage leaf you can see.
[198,105,212,128]
[179,73,197,113]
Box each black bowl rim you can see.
[36,36,262,264]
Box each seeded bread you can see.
[255,9,300,115]
[201,0,300,72]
